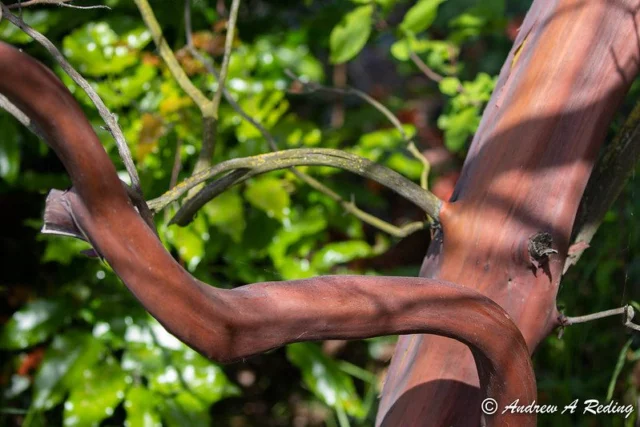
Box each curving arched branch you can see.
[142,148,442,225]
[0,41,536,426]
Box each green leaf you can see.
[0,10,59,44]
[121,343,166,376]
[15,170,69,193]
[63,355,129,427]
[351,126,416,163]
[4,374,31,399]
[360,126,415,150]
[32,333,104,411]
[123,318,184,350]
[41,236,92,265]
[439,77,461,96]
[0,114,20,183]
[448,0,506,42]
[62,19,151,76]
[245,177,291,221]
[311,241,372,271]
[448,0,507,43]
[400,0,446,35]
[296,55,325,82]
[32,339,80,411]
[89,298,147,349]
[437,106,480,152]
[171,348,240,404]
[271,116,322,148]
[225,45,258,82]
[391,37,458,76]
[236,91,289,141]
[268,207,327,265]
[94,64,157,108]
[287,343,365,418]
[461,72,495,101]
[240,209,281,256]
[390,36,430,61]
[385,153,424,180]
[123,344,238,405]
[166,223,205,271]
[607,338,632,401]
[275,257,317,280]
[476,0,506,17]
[329,5,373,64]
[125,386,162,427]
[252,37,324,82]
[450,12,486,31]
[203,189,246,242]
[160,392,210,427]
[0,299,70,350]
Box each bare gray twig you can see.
[7,0,109,9]
[560,306,629,326]
[558,305,640,333]
[287,69,413,142]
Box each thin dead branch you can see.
[6,0,107,9]
[558,305,640,338]
[566,102,640,273]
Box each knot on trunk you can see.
[528,232,558,268]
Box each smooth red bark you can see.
[378,0,640,425]
[0,41,536,427]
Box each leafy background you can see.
[1,0,639,426]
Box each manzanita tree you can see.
[2,0,640,426]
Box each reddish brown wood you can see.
[0,42,536,426]
[378,0,640,425]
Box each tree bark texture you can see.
[377,0,640,425]
[0,39,536,426]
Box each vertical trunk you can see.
[377,0,640,425]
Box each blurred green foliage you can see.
[1,0,639,426]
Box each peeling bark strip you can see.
[0,42,536,425]
[379,0,640,425]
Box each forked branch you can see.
[0,41,536,427]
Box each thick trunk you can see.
[377,0,640,425]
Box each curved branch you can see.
[0,41,536,426]
[150,148,442,225]
[145,149,441,219]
